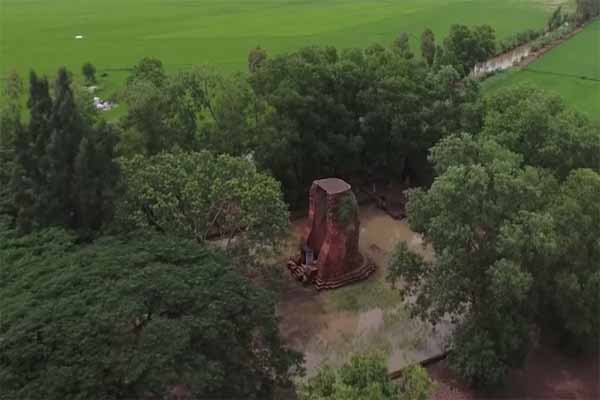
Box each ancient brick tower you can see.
[288,178,375,290]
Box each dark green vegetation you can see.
[0,65,298,398]
[6,69,119,235]
[389,86,600,387]
[0,229,301,399]
[117,34,490,206]
[299,353,433,400]
[0,6,598,398]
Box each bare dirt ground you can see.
[277,204,448,377]
[429,341,599,400]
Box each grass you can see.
[483,19,600,119]
[1,0,566,94]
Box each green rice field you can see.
[1,0,565,90]
[484,19,600,119]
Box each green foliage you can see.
[0,71,23,218]
[0,228,301,399]
[575,0,600,24]
[388,86,600,387]
[1,0,564,93]
[420,29,436,66]
[397,365,435,400]
[81,62,96,85]
[126,57,166,87]
[9,68,120,233]
[248,46,268,72]
[299,354,433,400]
[442,24,496,75]
[547,6,566,32]
[298,353,400,400]
[116,150,289,258]
[393,32,414,59]
[246,45,478,205]
[497,28,543,53]
[334,193,358,226]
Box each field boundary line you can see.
[522,68,600,83]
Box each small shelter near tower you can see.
[287,178,375,290]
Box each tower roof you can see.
[314,178,351,195]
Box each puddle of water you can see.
[278,204,447,377]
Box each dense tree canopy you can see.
[245,45,479,204]
[420,28,436,66]
[116,150,289,258]
[0,227,301,400]
[575,0,600,24]
[8,68,120,234]
[388,86,600,387]
[440,24,496,76]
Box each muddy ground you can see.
[277,204,451,376]
[429,339,599,400]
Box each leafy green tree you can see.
[397,364,435,400]
[127,57,166,87]
[393,32,414,59]
[81,62,96,85]
[247,44,478,204]
[9,68,119,233]
[73,121,121,232]
[44,67,85,227]
[248,46,268,72]
[442,24,496,75]
[299,353,433,400]
[116,150,289,258]
[575,0,600,24]
[420,28,436,66]
[388,86,600,387]
[0,71,23,218]
[121,66,210,155]
[0,228,301,400]
[547,6,565,31]
[548,169,600,348]
[481,85,600,178]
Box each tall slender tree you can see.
[421,28,436,66]
[45,67,84,227]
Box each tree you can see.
[248,46,268,72]
[9,68,120,233]
[121,66,210,155]
[388,86,600,387]
[73,121,120,233]
[81,62,97,85]
[420,29,436,66]
[126,57,166,87]
[548,169,600,348]
[44,67,85,227]
[0,71,24,218]
[393,32,414,59]
[116,150,289,259]
[246,44,477,204]
[0,227,301,400]
[298,353,433,400]
[575,0,600,24]
[442,24,496,76]
[547,6,565,32]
